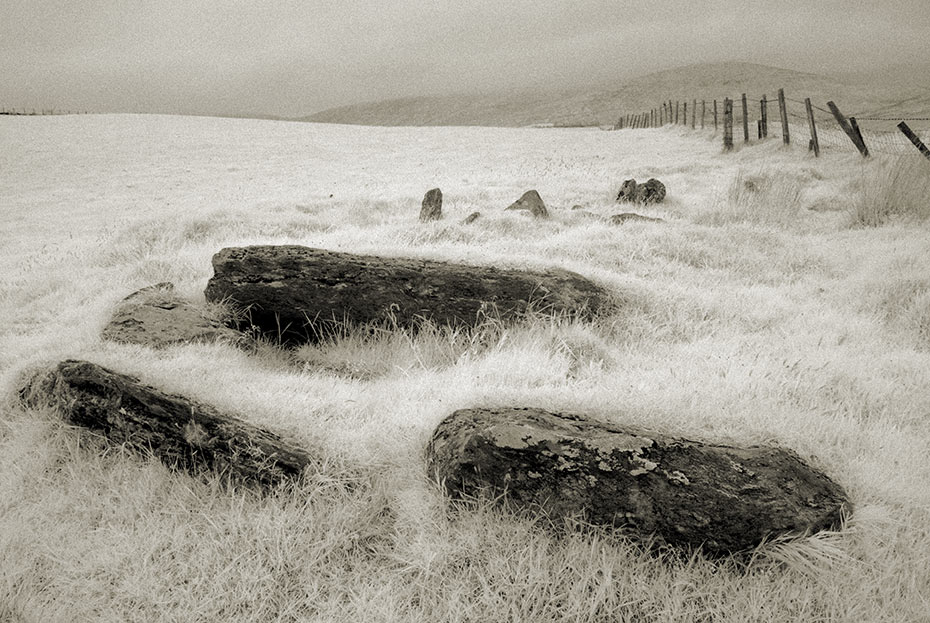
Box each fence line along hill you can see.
[299,62,930,129]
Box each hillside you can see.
[303,61,930,127]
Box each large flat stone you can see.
[426,407,850,555]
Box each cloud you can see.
[1,0,927,116]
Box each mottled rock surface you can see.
[426,407,850,555]
[616,179,638,202]
[505,190,548,218]
[101,282,242,348]
[420,188,443,222]
[21,360,312,487]
[205,246,608,345]
[635,178,667,204]
[616,178,667,204]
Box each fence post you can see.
[826,101,868,157]
[804,98,820,157]
[849,117,868,155]
[777,89,790,144]
[701,100,706,129]
[691,99,696,129]
[741,93,749,143]
[675,101,679,124]
[757,120,763,139]
[760,95,768,137]
[714,100,718,132]
[723,98,734,150]
[897,122,930,160]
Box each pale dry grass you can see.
[851,153,930,226]
[2,115,930,621]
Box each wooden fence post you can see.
[675,101,679,124]
[897,122,930,160]
[778,89,790,145]
[826,101,868,157]
[691,99,696,129]
[683,101,688,127]
[849,117,867,153]
[757,120,763,139]
[741,93,749,143]
[701,100,706,129]
[760,96,768,138]
[723,98,734,150]
[714,100,718,132]
[804,97,820,157]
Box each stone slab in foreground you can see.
[204,246,608,345]
[101,282,243,348]
[21,360,312,487]
[426,407,850,555]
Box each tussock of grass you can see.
[851,153,930,226]
[696,168,805,227]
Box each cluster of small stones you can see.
[616,178,666,204]
[17,236,852,558]
[419,188,549,223]
[419,184,667,224]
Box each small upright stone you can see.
[616,179,638,202]
[505,190,548,218]
[420,188,443,222]
[463,211,481,224]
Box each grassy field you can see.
[2,114,930,622]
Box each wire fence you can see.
[613,90,930,158]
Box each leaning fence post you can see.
[778,89,790,144]
[723,98,734,150]
[897,122,930,160]
[827,101,869,157]
[741,93,749,143]
[760,95,768,137]
[805,98,820,157]
[849,117,868,155]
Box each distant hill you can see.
[300,62,930,127]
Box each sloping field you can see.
[2,114,930,621]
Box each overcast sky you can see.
[1,1,927,117]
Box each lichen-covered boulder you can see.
[20,360,312,487]
[635,178,666,204]
[204,246,608,345]
[426,407,850,555]
[505,190,548,218]
[420,188,442,222]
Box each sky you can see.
[1,1,927,117]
